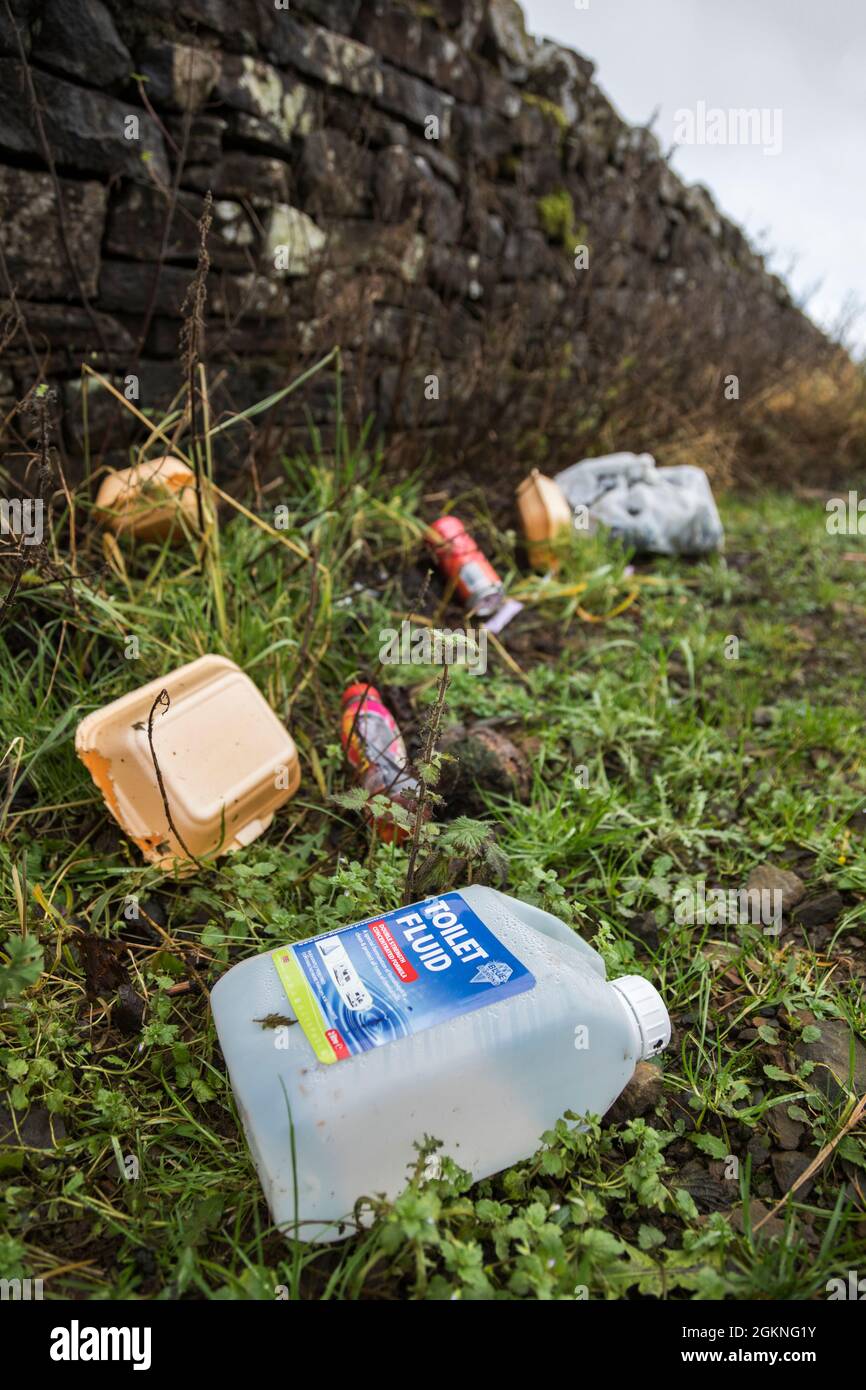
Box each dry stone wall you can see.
[0,0,826,486]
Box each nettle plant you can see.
[343,1117,736,1300]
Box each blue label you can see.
[272,892,535,1064]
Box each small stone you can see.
[771,1150,815,1199]
[603,1061,663,1124]
[746,863,806,915]
[769,1108,805,1151]
[438,724,531,816]
[106,186,254,269]
[678,1160,731,1213]
[440,0,487,49]
[791,890,844,930]
[753,706,776,727]
[196,153,290,205]
[731,1199,786,1241]
[0,1095,66,1152]
[795,1020,866,1102]
[1,300,132,354]
[325,220,427,285]
[747,1133,771,1164]
[628,910,659,949]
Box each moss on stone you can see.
[522,92,569,133]
[537,188,577,254]
[400,0,438,20]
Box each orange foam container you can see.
[75,655,300,868]
[516,469,573,568]
[94,455,199,542]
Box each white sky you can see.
[521,0,866,353]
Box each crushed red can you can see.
[341,683,423,842]
[428,515,523,632]
[428,516,504,618]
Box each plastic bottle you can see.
[340,683,422,842]
[210,886,671,1242]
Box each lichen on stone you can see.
[265,204,327,277]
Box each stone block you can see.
[355,2,478,102]
[106,185,257,270]
[299,129,373,217]
[215,54,318,141]
[32,0,130,86]
[0,168,107,300]
[0,59,169,184]
[138,39,222,111]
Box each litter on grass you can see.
[94,456,199,543]
[516,468,573,569]
[553,452,724,556]
[210,886,671,1242]
[341,683,423,842]
[428,514,522,633]
[75,655,300,868]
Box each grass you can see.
[1,428,866,1300]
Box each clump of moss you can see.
[537,188,577,254]
[522,92,569,134]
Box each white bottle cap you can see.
[610,976,671,1059]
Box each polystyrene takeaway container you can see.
[75,655,300,868]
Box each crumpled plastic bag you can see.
[554,453,724,556]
